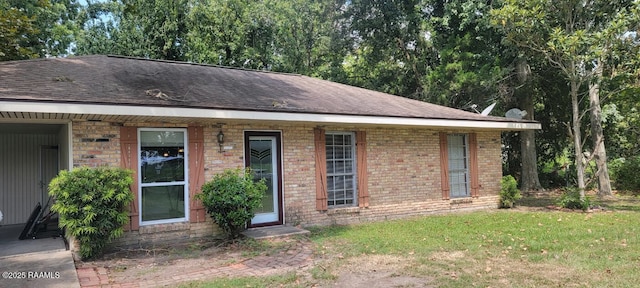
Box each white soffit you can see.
[0,101,542,130]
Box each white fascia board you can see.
[0,101,542,130]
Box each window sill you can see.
[327,206,361,215]
[450,198,473,205]
[138,221,190,234]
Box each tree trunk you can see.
[571,79,586,200]
[589,60,612,197]
[520,92,543,191]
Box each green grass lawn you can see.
[184,195,640,287]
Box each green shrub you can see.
[49,167,134,260]
[556,187,591,211]
[614,156,640,193]
[197,168,267,239]
[607,157,625,187]
[499,175,522,208]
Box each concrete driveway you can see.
[0,250,80,288]
[0,225,80,288]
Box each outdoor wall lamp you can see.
[217,130,225,153]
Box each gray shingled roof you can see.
[0,55,531,124]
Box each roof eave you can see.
[0,101,541,130]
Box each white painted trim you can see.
[0,101,541,130]
[66,122,73,171]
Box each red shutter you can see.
[188,126,207,223]
[120,126,139,231]
[314,128,328,211]
[356,131,369,208]
[469,133,480,198]
[439,132,450,200]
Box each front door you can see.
[245,131,283,227]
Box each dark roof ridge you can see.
[105,54,304,77]
[0,56,57,65]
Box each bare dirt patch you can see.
[76,238,244,283]
[76,236,438,287]
[321,255,434,288]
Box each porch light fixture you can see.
[217,130,225,153]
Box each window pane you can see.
[335,147,345,159]
[335,160,345,173]
[327,188,336,202]
[447,134,470,198]
[335,175,345,190]
[142,185,185,222]
[345,175,354,189]
[344,160,354,173]
[249,139,275,215]
[325,134,334,145]
[334,134,344,145]
[345,135,352,145]
[326,146,334,160]
[327,160,335,174]
[325,132,357,207]
[139,129,187,224]
[140,131,185,183]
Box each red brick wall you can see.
[279,126,502,226]
[71,120,502,245]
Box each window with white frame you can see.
[326,132,357,207]
[447,134,470,198]
[139,128,188,224]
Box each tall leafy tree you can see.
[425,0,546,191]
[76,0,188,60]
[74,0,126,55]
[0,1,39,60]
[492,0,640,198]
[341,0,435,98]
[123,0,189,60]
[1,0,79,60]
[271,0,341,75]
[425,0,508,108]
[186,0,254,66]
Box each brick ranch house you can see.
[0,55,540,246]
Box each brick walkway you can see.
[75,238,314,288]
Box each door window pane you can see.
[249,138,275,214]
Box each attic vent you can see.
[145,89,185,102]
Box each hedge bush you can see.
[614,156,640,193]
[49,167,133,259]
[556,187,591,211]
[499,175,521,208]
[197,168,266,239]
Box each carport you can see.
[0,122,71,256]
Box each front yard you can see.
[81,194,640,287]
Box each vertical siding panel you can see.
[0,136,8,224]
[0,132,58,225]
